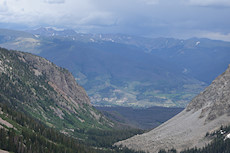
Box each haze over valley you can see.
[1,0,230,153]
[1,28,230,108]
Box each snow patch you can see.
[34,34,40,38]
[183,68,188,73]
[196,41,200,46]
[90,38,95,42]
[45,27,50,31]
[44,27,64,31]
[108,38,115,42]
[226,133,230,138]
[224,133,230,141]
[220,129,226,135]
[52,27,64,31]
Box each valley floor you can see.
[96,106,183,130]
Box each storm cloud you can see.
[0,0,229,41]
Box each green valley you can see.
[1,29,230,108]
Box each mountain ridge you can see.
[0,47,112,139]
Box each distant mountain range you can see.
[115,64,230,153]
[1,27,230,107]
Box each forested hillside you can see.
[0,102,144,153]
[0,47,112,139]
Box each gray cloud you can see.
[199,32,230,42]
[0,1,8,12]
[43,0,65,4]
[0,0,229,41]
[188,0,230,7]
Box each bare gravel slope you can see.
[115,64,230,153]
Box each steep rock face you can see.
[186,65,230,121]
[0,47,112,138]
[17,52,91,108]
[115,65,230,152]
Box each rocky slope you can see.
[0,47,112,139]
[115,64,230,152]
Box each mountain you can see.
[115,65,230,153]
[0,47,112,140]
[27,27,77,37]
[104,35,230,83]
[0,29,41,54]
[2,28,230,107]
[149,38,230,84]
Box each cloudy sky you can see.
[0,0,230,41]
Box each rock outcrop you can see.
[115,64,230,152]
[17,52,91,108]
